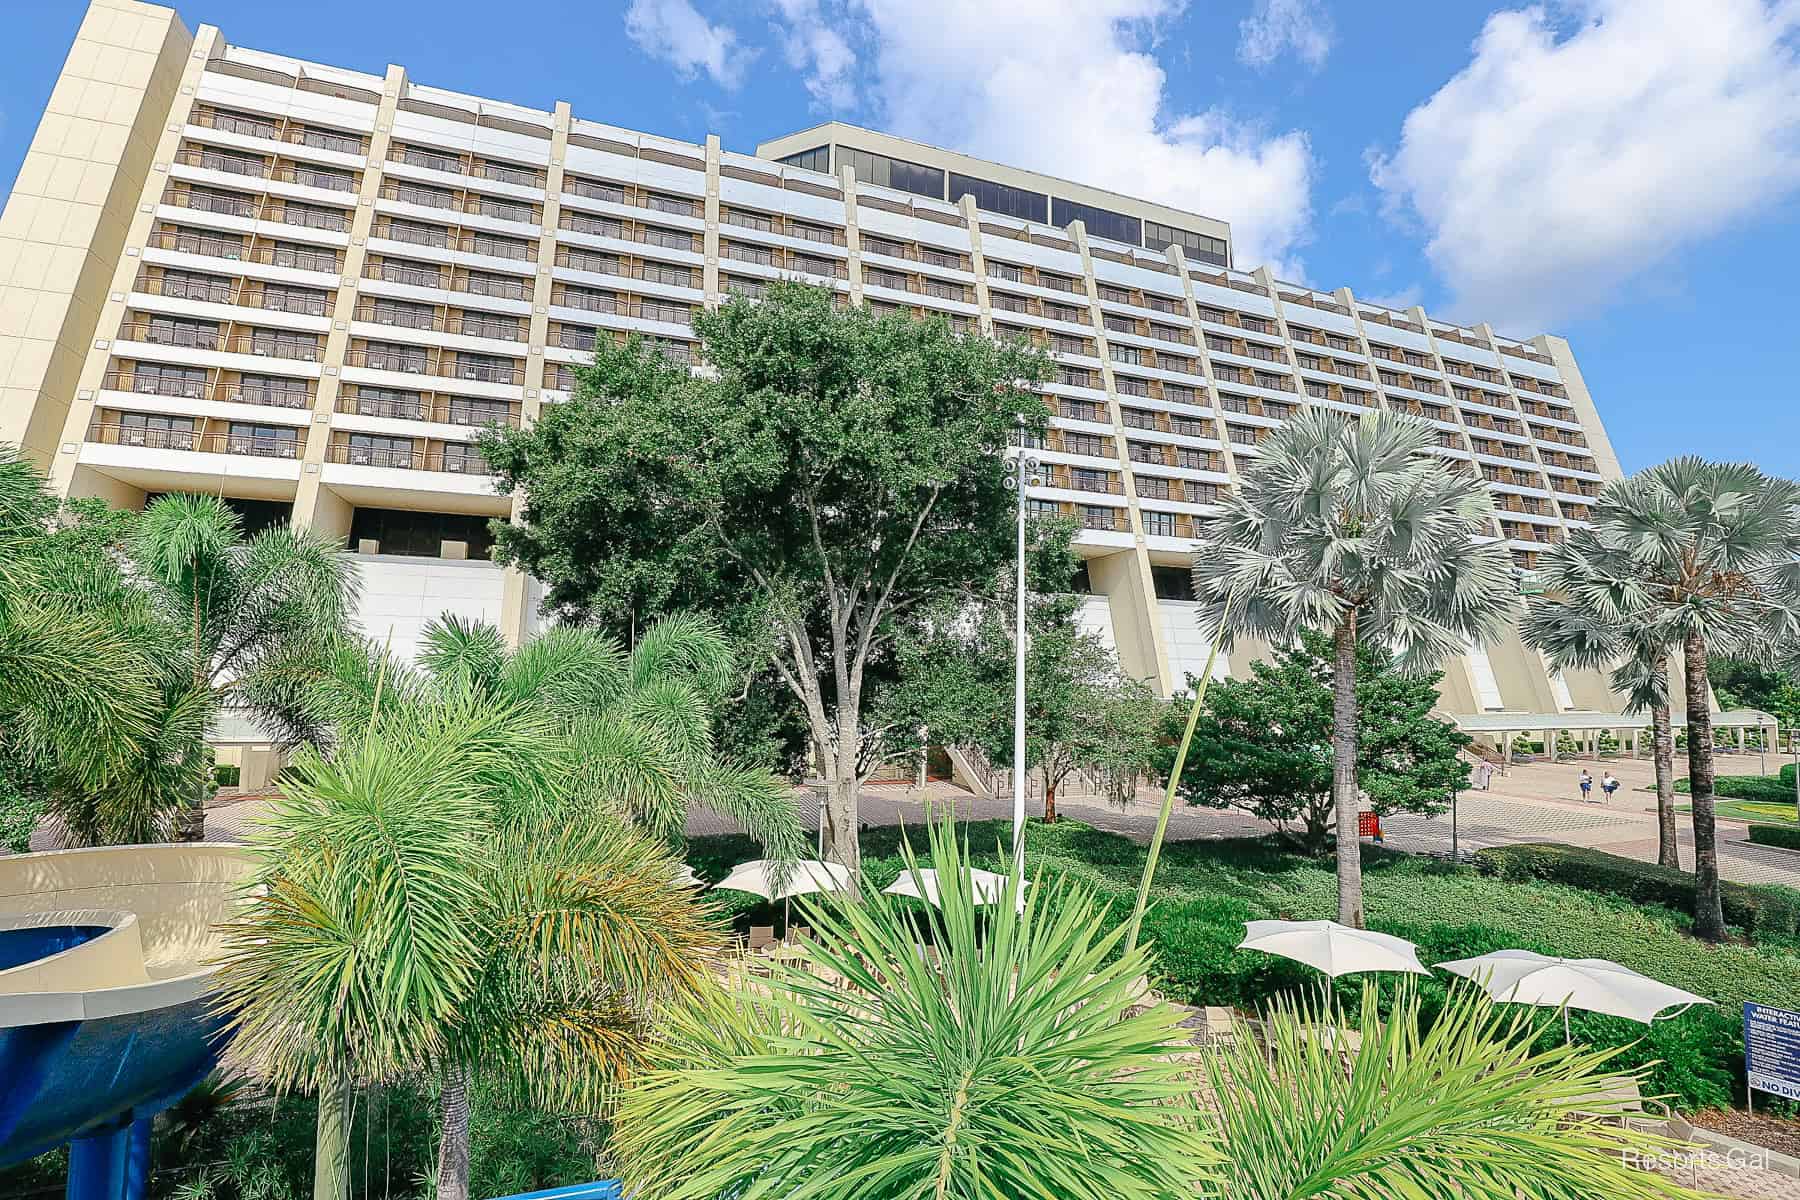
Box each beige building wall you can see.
[0,0,190,468]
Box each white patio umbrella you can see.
[1436,949,1714,1040]
[1237,920,1431,978]
[671,863,704,888]
[713,859,852,928]
[883,867,1025,908]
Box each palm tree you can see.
[223,613,800,1200]
[1189,410,1513,926]
[129,493,358,840]
[611,821,1221,1199]
[214,689,724,1200]
[0,447,164,843]
[1210,982,1699,1199]
[1529,461,1800,940]
[1522,523,1682,868]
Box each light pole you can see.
[1002,434,1042,878]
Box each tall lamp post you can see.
[1002,435,1042,878]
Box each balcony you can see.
[327,442,492,474]
[86,420,304,460]
[343,347,525,386]
[336,390,521,427]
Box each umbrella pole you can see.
[1563,1007,1570,1044]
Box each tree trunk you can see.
[1043,779,1057,824]
[312,1069,352,1200]
[1651,696,1680,870]
[1331,613,1364,928]
[819,729,861,878]
[1682,631,1726,942]
[435,1065,472,1200]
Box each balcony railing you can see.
[343,348,524,384]
[327,443,492,473]
[99,368,313,409]
[336,391,521,426]
[87,421,304,459]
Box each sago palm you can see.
[1210,982,1701,1200]
[213,689,723,1200]
[1522,521,1683,868]
[1189,409,1513,925]
[1536,461,1799,940]
[612,821,1221,1200]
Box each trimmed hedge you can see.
[212,763,240,788]
[1474,842,1800,945]
[1749,823,1800,851]
[1674,769,1796,804]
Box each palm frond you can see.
[612,820,1221,1200]
[1210,982,1702,1200]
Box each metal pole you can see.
[1003,438,1039,880]
[1452,788,1459,861]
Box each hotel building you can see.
[0,0,1628,723]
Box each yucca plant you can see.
[1209,982,1702,1200]
[612,820,1221,1200]
[1188,409,1513,926]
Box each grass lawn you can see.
[1677,799,1798,824]
[690,818,1800,1112]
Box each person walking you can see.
[1578,769,1593,802]
[1473,761,1493,790]
[1601,771,1619,802]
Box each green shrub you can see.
[1749,824,1800,851]
[1474,842,1800,945]
[212,763,241,788]
[0,776,42,855]
[1674,772,1796,803]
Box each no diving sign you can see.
[1744,1003,1800,1103]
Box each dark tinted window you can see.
[348,507,495,559]
[777,146,829,174]
[1144,220,1229,266]
[1052,197,1141,246]
[948,172,1048,223]
[1152,565,1195,600]
[839,147,944,199]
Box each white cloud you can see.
[1238,0,1333,69]
[624,0,756,89]
[770,0,858,109]
[775,0,1315,277]
[1370,0,1800,333]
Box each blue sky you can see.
[4,0,1797,476]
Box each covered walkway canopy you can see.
[1445,709,1782,763]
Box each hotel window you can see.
[446,397,512,426]
[464,273,529,300]
[1205,335,1234,353]
[1042,302,1085,324]
[1142,510,1177,537]
[1062,399,1103,422]
[249,328,320,361]
[1295,353,1322,371]
[839,146,945,199]
[988,261,1024,283]
[455,353,516,384]
[441,443,489,474]
[922,278,967,302]
[460,311,520,340]
[1110,345,1143,365]
[1163,355,1195,374]
[471,233,529,260]
[1080,504,1118,530]
[1239,317,1272,335]
[1039,273,1077,293]
[726,241,775,266]
[866,267,910,291]
[790,255,838,278]
[1164,384,1198,405]
[1326,335,1355,351]
[394,181,455,209]
[1136,475,1170,499]
[1128,441,1162,464]
[1099,285,1132,305]
[352,386,425,419]
[862,235,906,258]
[478,195,535,224]
[642,261,695,287]
[567,177,626,204]
[642,226,694,251]
[347,433,415,468]
[270,243,338,272]
[237,374,309,407]
[364,342,429,373]
[1122,408,1158,429]
[723,208,773,232]
[920,246,966,270]
[1065,432,1107,457]
[639,298,691,324]
[229,422,299,458]
[118,411,196,448]
[1305,381,1329,399]
[1228,425,1256,445]
[563,210,625,238]
[1253,371,1287,390]
[1115,376,1150,397]
[559,324,598,350]
[949,172,1048,222]
[1026,498,1060,518]
[776,146,829,173]
[130,363,206,398]
[1051,197,1140,246]
[991,292,1029,314]
[645,193,697,217]
[1174,447,1211,469]
[300,127,362,155]
[144,315,218,350]
[1050,334,1091,356]
[291,165,353,192]
[1058,367,1093,388]
[1170,416,1207,437]
[1103,314,1136,335]
[1144,220,1229,266]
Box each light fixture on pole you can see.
[1002,424,1042,878]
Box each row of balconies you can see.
[391,143,546,191]
[85,410,498,476]
[172,144,358,193]
[149,225,343,274]
[558,209,702,254]
[162,183,351,232]
[380,180,541,228]
[117,316,323,362]
[134,267,332,316]
[189,104,370,158]
[343,341,525,385]
[371,217,538,263]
